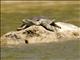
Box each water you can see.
[1,40,80,60]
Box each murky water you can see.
[1,1,80,60]
[1,40,80,60]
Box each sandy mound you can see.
[1,22,80,45]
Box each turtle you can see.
[17,16,61,31]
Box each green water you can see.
[1,2,80,36]
[1,40,80,60]
[1,2,80,60]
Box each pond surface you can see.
[1,40,80,60]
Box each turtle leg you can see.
[50,22,61,29]
[17,22,33,31]
[17,24,27,31]
[41,23,54,31]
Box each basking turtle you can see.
[17,16,61,31]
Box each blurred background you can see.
[1,1,80,36]
[1,1,80,60]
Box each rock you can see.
[1,22,80,46]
